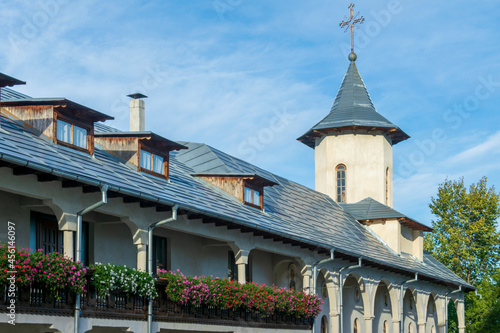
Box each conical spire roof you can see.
[297,60,409,148]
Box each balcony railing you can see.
[1,275,313,329]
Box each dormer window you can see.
[244,184,261,208]
[140,149,165,176]
[56,119,88,149]
[95,132,186,180]
[191,173,277,211]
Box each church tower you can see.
[298,52,409,207]
[297,5,409,207]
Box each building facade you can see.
[0,53,472,333]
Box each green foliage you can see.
[424,177,500,285]
[464,268,500,333]
[424,177,500,332]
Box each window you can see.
[56,119,88,149]
[321,316,328,333]
[35,214,63,254]
[385,167,390,204]
[243,183,262,208]
[152,236,168,273]
[31,212,89,265]
[336,164,346,203]
[353,318,359,333]
[140,149,165,176]
[383,321,388,333]
[408,323,412,333]
[322,282,328,298]
[354,286,361,303]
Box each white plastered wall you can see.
[315,132,393,206]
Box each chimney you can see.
[128,93,147,131]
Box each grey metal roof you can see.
[341,197,432,232]
[0,97,471,291]
[1,87,31,101]
[298,61,409,148]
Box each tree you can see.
[425,176,500,285]
[424,176,500,332]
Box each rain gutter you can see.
[74,185,108,333]
[147,204,179,333]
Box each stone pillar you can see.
[437,324,446,333]
[364,316,374,333]
[63,230,74,259]
[137,243,147,272]
[393,320,401,333]
[133,228,148,272]
[301,265,312,294]
[458,326,465,333]
[330,312,340,333]
[235,249,249,284]
[418,322,426,333]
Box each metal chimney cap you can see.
[127,93,148,99]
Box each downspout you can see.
[445,285,462,332]
[339,257,362,333]
[400,272,418,333]
[147,204,179,333]
[75,185,108,333]
[311,248,335,333]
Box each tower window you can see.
[385,167,390,204]
[335,164,346,203]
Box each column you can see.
[137,243,147,272]
[235,249,249,284]
[63,230,74,259]
[330,312,340,333]
[392,320,401,333]
[300,265,312,294]
[418,322,426,333]
[457,300,465,333]
[134,228,148,272]
[437,324,446,333]
[364,315,374,333]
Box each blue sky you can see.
[1,0,499,227]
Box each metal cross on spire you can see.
[339,3,364,61]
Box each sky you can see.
[1,0,499,227]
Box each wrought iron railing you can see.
[1,275,313,329]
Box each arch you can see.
[272,259,303,290]
[448,296,465,332]
[403,287,418,333]
[425,292,439,333]
[320,315,329,333]
[335,164,346,203]
[373,280,394,333]
[343,274,365,333]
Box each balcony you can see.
[1,274,313,330]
